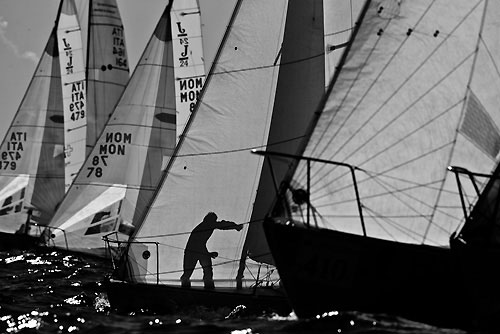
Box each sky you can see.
[0,0,236,141]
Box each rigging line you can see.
[325,26,353,37]
[173,135,307,158]
[155,242,242,264]
[307,141,454,200]
[301,20,390,170]
[301,48,476,185]
[313,179,443,208]
[154,259,240,276]
[362,205,424,243]
[135,218,269,240]
[207,52,325,77]
[365,169,464,230]
[479,36,500,83]
[306,98,464,192]
[299,2,483,181]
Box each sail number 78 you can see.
[87,155,108,178]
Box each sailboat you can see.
[0,0,129,250]
[262,0,500,329]
[104,0,330,315]
[42,0,206,259]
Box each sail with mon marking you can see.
[102,0,354,315]
[44,0,206,258]
[262,0,500,328]
[0,0,130,250]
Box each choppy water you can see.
[0,249,469,333]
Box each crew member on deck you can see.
[181,212,243,289]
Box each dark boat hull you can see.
[0,231,40,251]
[264,220,471,328]
[105,278,292,316]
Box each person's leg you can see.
[199,254,214,289]
[180,251,197,287]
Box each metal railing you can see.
[251,149,366,236]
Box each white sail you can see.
[86,0,130,153]
[323,0,364,84]
[171,0,206,139]
[244,0,362,266]
[127,0,326,287]
[0,25,65,233]
[0,0,129,242]
[46,1,205,257]
[287,0,500,247]
[57,0,87,190]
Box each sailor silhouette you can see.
[180,212,243,289]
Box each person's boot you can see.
[204,279,215,289]
[181,278,191,288]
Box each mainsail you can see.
[120,0,325,289]
[45,0,206,257]
[282,0,500,246]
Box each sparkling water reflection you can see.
[0,249,469,333]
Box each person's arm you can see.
[217,220,243,231]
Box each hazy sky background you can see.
[0,0,237,141]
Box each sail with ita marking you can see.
[0,5,65,241]
[44,0,206,258]
[0,0,130,249]
[57,0,87,190]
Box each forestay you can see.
[287,0,500,247]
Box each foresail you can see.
[46,4,179,256]
[288,0,500,247]
[86,0,130,154]
[129,0,290,286]
[171,0,206,140]
[57,0,87,190]
[244,0,325,266]
[0,27,65,233]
